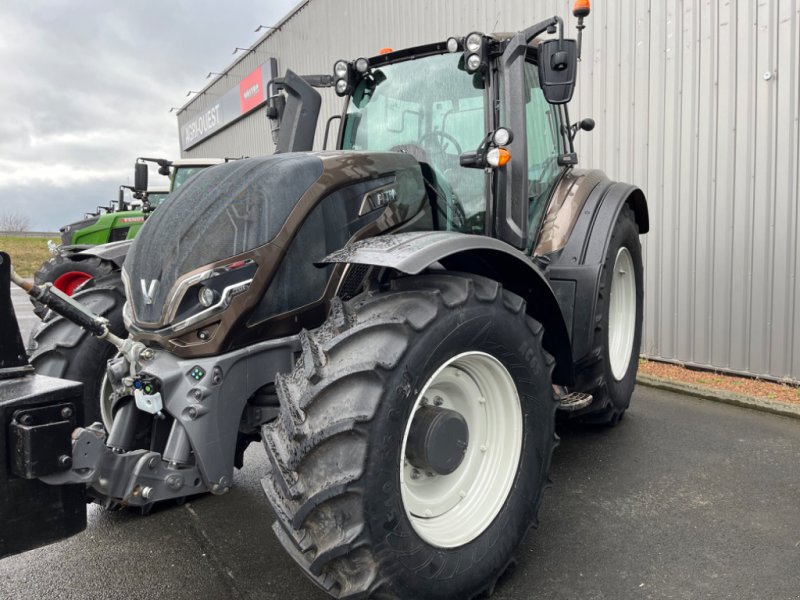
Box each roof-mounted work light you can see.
[333,59,353,96]
[463,31,487,74]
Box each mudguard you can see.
[545,179,648,362]
[70,239,132,269]
[323,231,574,385]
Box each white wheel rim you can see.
[400,351,523,548]
[608,247,636,380]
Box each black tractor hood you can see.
[123,154,324,325]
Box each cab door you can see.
[522,60,564,251]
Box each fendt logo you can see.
[140,279,158,305]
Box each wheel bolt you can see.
[433,396,443,406]
[410,469,421,480]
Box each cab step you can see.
[557,392,593,412]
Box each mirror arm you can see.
[521,16,564,46]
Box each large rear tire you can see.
[27,271,125,427]
[574,204,644,425]
[31,252,117,319]
[262,273,557,600]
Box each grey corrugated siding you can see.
[179,0,800,382]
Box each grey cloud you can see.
[0,0,299,230]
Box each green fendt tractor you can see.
[31,158,226,318]
[2,6,649,599]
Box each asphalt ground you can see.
[2,292,799,599]
[11,287,38,343]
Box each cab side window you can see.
[523,62,562,247]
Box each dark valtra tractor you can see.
[1,5,648,599]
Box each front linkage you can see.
[10,263,299,511]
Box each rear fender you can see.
[545,178,648,362]
[323,232,574,385]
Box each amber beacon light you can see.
[573,0,591,60]
[573,0,591,17]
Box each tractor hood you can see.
[123,155,324,326]
[122,152,427,357]
[60,216,99,245]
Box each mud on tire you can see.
[27,271,126,426]
[261,272,558,600]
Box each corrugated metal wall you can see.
[180,0,800,382]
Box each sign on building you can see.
[180,58,278,151]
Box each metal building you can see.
[177,0,800,383]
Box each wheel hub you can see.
[406,406,469,476]
[400,352,523,548]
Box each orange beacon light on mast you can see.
[573,0,591,60]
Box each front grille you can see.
[339,263,370,300]
[109,227,130,243]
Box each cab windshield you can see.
[341,52,487,233]
[171,167,207,191]
[147,192,170,208]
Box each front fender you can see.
[323,231,574,385]
[71,240,132,269]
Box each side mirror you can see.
[537,39,578,104]
[134,162,148,192]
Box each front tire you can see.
[262,273,557,600]
[27,272,125,427]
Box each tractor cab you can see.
[330,20,581,251]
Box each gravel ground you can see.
[639,359,800,406]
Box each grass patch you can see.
[0,236,53,278]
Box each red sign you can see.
[239,66,264,113]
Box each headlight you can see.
[465,32,483,53]
[335,79,349,95]
[466,53,482,73]
[492,127,513,146]
[198,286,217,308]
[355,57,369,73]
[446,37,460,53]
[333,60,349,79]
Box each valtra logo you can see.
[239,66,264,113]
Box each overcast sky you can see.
[0,0,299,231]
